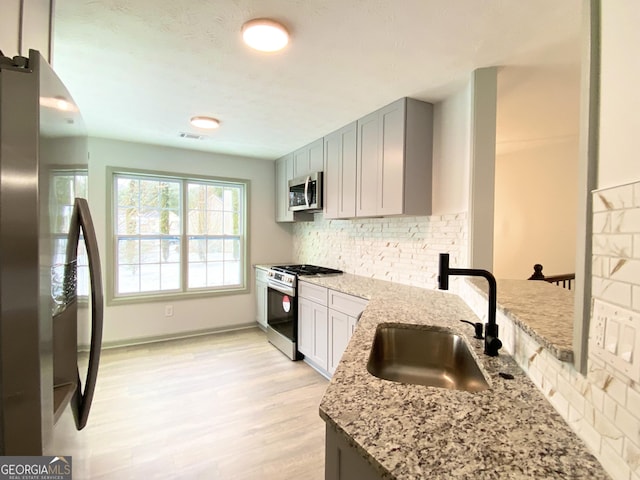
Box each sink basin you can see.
[366,324,489,392]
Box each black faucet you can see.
[438,253,502,356]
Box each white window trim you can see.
[106,167,251,305]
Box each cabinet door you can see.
[339,123,357,218]
[293,147,309,179]
[324,124,356,219]
[308,138,324,173]
[298,297,328,370]
[378,99,406,215]
[324,129,341,219]
[255,279,268,329]
[328,309,350,375]
[294,138,324,178]
[298,297,315,357]
[275,154,294,222]
[356,111,379,217]
[313,303,328,370]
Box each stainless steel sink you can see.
[366,324,489,392]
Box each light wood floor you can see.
[51,327,329,479]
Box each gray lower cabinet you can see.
[275,153,294,222]
[325,424,381,480]
[327,290,368,375]
[298,281,368,377]
[324,121,357,219]
[298,296,328,370]
[255,267,268,330]
[356,97,433,217]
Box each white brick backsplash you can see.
[595,409,625,440]
[625,439,640,473]
[593,233,633,257]
[594,184,635,212]
[634,286,640,312]
[635,235,640,258]
[594,211,612,233]
[635,183,640,207]
[548,388,570,418]
[589,384,606,413]
[613,208,640,233]
[592,277,633,308]
[610,259,640,284]
[571,416,603,454]
[606,377,629,406]
[605,394,620,423]
[293,213,468,289]
[601,439,632,480]
[617,406,640,447]
[629,388,640,421]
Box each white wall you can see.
[493,63,581,279]
[598,1,640,188]
[431,83,471,215]
[86,137,292,346]
[494,138,579,278]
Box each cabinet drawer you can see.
[256,267,269,283]
[328,290,368,317]
[299,281,328,306]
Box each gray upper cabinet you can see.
[356,97,433,217]
[324,121,357,219]
[275,153,294,222]
[293,138,324,179]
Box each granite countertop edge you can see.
[465,278,574,363]
[300,273,607,480]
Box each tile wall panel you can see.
[293,213,468,290]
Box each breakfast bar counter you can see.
[301,274,607,479]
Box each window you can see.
[50,169,89,306]
[111,169,248,300]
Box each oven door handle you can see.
[267,282,295,297]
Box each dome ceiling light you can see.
[241,18,289,52]
[190,116,220,129]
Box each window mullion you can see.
[181,178,188,293]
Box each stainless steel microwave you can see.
[288,172,323,212]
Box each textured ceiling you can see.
[52,0,582,160]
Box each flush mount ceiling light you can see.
[190,116,220,129]
[241,18,289,52]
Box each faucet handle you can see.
[460,320,484,339]
[484,323,502,356]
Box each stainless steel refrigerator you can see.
[0,49,104,455]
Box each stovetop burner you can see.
[271,264,343,276]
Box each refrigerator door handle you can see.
[68,197,104,430]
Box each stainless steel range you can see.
[266,264,342,360]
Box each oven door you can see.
[266,284,300,360]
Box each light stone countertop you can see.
[300,273,607,480]
[467,278,574,362]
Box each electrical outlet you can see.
[592,302,606,348]
[165,305,174,317]
[591,299,640,380]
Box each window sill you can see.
[106,286,249,306]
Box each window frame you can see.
[49,167,90,306]
[106,167,250,305]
